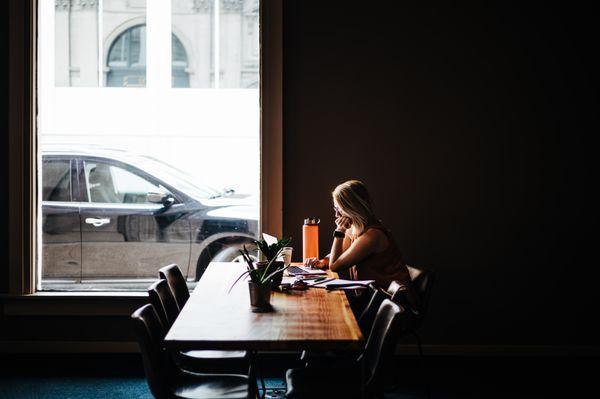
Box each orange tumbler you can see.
[302,217,320,261]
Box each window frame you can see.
[6,0,282,297]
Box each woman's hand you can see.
[335,216,352,232]
[303,257,329,269]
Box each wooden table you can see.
[164,262,363,351]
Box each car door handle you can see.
[85,217,111,227]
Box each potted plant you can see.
[254,236,291,289]
[229,244,290,312]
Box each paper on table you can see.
[286,265,327,276]
[310,278,375,289]
[281,276,297,285]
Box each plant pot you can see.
[248,281,273,312]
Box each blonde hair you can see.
[332,180,377,236]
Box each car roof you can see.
[41,144,144,161]
[41,144,223,197]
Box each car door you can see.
[41,156,82,283]
[78,157,191,281]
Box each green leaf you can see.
[228,270,252,293]
[258,246,286,283]
[262,265,289,284]
[254,236,292,261]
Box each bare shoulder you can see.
[363,227,385,239]
[362,227,389,252]
[357,228,386,245]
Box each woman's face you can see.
[333,199,342,217]
[333,198,349,218]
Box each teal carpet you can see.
[2,354,588,398]
[0,377,291,399]
[0,377,152,399]
[0,377,429,399]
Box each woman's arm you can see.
[329,229,380,273]
[303,235,351,269]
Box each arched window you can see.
[106,25,190,88]
[107,25,147,87]
[172,34,190,88]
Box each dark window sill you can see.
[0,292,148,316]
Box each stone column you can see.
[69,0,99,86]
[55,0,71,86]
[219,0,243,88]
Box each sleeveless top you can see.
[348,224,412,290]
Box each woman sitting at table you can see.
[304,179,418,313]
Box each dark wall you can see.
[283,2,599,345]
[1,2,598,349]
[1,0,9,294]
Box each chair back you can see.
[131,304,172,399]
[357,284,387,337]
[361,299,408,395]
[386,280,409,302]
[148,279,180,330]
[385,280,417,317]
[406,265,436,328]
[159,264,190,310]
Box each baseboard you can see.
[395,344,600,356]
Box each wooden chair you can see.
[131,304,252,399]
[286,299,409,399]
[159,264,190,310]
[147,279,250,375]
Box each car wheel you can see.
[211,242,259,263]
[195,240,259,280]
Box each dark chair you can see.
[147,279,250,374]
[159,264,190,310]
[148,279,181,329]
[301,280,415,367]
[388,265,436,357]
[286,299,408,399]
[360,278,421,332]
[131,304,251,399]
[300,284,387,367]
[357,284,388,337]
[406,265,435,330]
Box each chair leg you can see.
[260,375,266,399]
[413,332,431,399]
[248,362,260,399]
[413,332,423,358]
[254,351,266,399]
[249,351,266,399]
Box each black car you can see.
[41,146,258,286]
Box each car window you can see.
[84,161,163,204]
[42,159,71,201]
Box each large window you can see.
[37,0,261,291]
